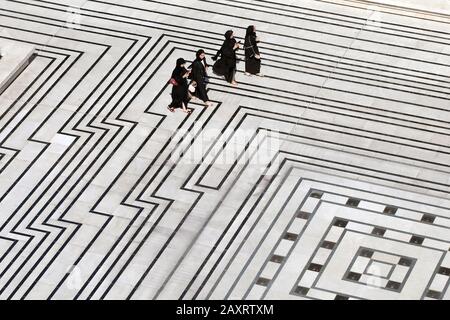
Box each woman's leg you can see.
[168,100,178,112]
[182,95,192,113]
[171,90,187,107]
[255,59,263,76]
[168,93,181,111]
[230,68,238,85]
[181,102,192,113]
[196,82,212,106]
[224,68,232,83]
[245,58,259,75]
[197,82,208,101]
[245,57,252,75]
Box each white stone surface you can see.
[358,0,450,15]
[0,39,35,92]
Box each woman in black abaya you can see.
[191,49,213,107]
[167,58,192,114]
[244,25,262,76]
[212,30,240,86]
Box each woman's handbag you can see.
[212,58,226,76]
[169,78,178,86]
[189,81,197,93]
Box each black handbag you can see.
[212,58,225,75]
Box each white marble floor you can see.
[0,0,449,300]
[0,40,35,94]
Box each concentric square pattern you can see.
[187,169,450,301]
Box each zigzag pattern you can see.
[0,0,449,300]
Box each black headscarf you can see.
[196,49,205,60]
[224,30,236,50]
[246,25,255,37]
[225,30,233,40]
[173,57,187,79]
[176,58,186,67]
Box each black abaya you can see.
[191,58,210,102]
[244,34,261,74]
[212,38,238,83]
[169,66,190,109]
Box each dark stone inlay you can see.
[386,281,401,290]
[270,255,285,264]
[66,265,76,274]
[360,249,374,258]
[335,295,349,300]
[383,206,398,215]
[371,227,386,236]
[346,272,361,281]
[346,198,360,207]
[438,267,450,276]
[296,211,310,220]
[410,236,424,245]
[321,241,336,250]
[426,290,442,299]
[283,232,298,241]
[256,277,270,286]
[294,286,309,295]
[398,258,413,267]
[334,219,348,228]
[421,214,435,224]
[310,191,323,199]
[308,263,323,272]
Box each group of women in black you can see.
[168,25,262,114]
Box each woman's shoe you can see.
[256,73,264,77]
[167,105,175,113]
[244,72,251,76]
